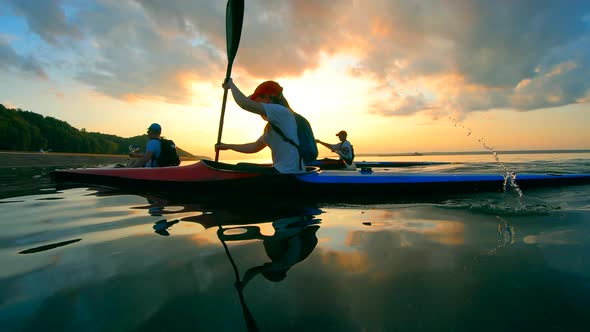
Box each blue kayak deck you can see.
[299,171,590,184]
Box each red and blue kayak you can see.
[51,159,590,198]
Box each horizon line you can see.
[359,149,590,157]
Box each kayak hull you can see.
[51,160,303,194]
[296,171,590,198]
[51,160,590,198]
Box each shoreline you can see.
[0,151,201,168]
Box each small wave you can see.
[439,194,565,216]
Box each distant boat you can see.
[413,152,423,156]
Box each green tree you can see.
[0,104,197,157]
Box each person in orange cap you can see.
[316,130,355,168]
[216,78,305,173]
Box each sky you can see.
[1,0,589,159]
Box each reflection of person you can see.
[127,123,162,168]
[215,79,305,173]
[316,130,355,168]
[153,219,180,236]
[219,215,320,288]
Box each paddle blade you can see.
[226,0,245,66]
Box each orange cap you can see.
[249,81,283,100]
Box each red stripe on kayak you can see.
[57,160,262,182]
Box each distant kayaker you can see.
[215,79,305,173]
[316,130,356,169]
[127,123,163,168]
[127,123,181,168]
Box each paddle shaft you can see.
[217,224,259,331]
[215,66,233,162]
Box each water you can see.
[1,152,589,331]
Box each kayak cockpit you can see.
[200,159,319,174]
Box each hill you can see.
[0,104,203,158]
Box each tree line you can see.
[0,104,195,157]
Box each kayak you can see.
[51,159,590,198]
[308,158,449,169]
[297,169,590,197]
[52,160,303,193]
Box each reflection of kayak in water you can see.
[307,158,449,169]
[121,190,323,229]
[52,159,590,198]
[187,206,322,230]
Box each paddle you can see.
[215,0,245,162]
[217,225,259,331]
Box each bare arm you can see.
[315,139,336,152]
[315,139,348,159]
[223,78,266,116]
[128,151,154,167]
[215,139,267,154]
[237,265,265,290]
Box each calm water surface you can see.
[1,153,589,331]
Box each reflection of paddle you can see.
[19,238,81,254]
[217,225,259,332]
[215,0,245,162]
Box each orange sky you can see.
[1,1,589,158]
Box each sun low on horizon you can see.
[1,0,589,159]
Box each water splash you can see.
[465,216,516,272]
[449,116,524,199]
[478,216,516,255]
[496,216,516,247]
[476,216,516,258]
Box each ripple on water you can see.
[439,194,566,217]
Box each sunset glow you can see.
[1,0,588,158]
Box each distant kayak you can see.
[51,160,590,200]
[308,158,450,170]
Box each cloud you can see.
[135,0,354,78]
[65,0,354,103]
[369,92,433,117]
[71,1,226,104]
[346,0,590,114]
[215,0,590,115]
[6,0,590,112]
[0,39,47,79]
[508,37,590,110]
[7,0,82,45]
[350,0,589,83]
